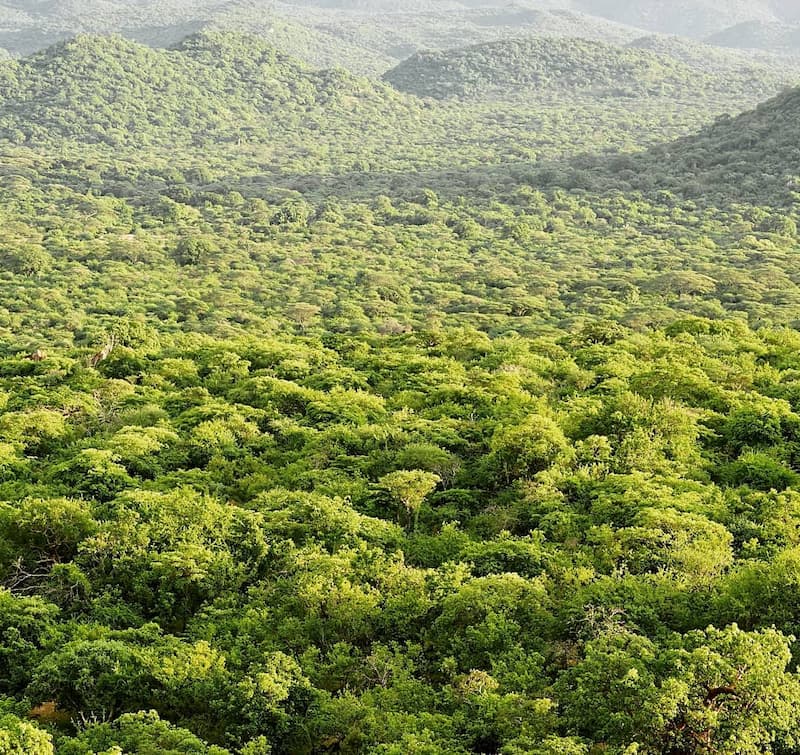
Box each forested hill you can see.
[587,84,800,204]
[0,31,413,148]
[382,36,799,100]
[0,0,643,67]
[1,29,798,201]
[0,0,396,75]
[706,20,800,52]
[2,0,800,67]
[0,0,220,55]
[204,6,396,75]
[277,0,800,42]
[266,4,645,69]
[628,33,800,74]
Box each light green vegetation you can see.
[0,19,800,755]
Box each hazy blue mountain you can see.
[3,0,800,62]
[271,3,644,67]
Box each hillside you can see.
[0,0,394,74]
[0,0,222,54]
[382,36,800,100]
[273,0,800,40]
[0,31,417,149]
[632,83,800,202]
[205,1,396,75]
[532,76,800,205]
[628,33,800,73]
[272,3,644,65]
[2,0,800,73]
[0,0,646,69]
[706,20,800,52]
[0,29,797,196]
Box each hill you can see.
[706,20,800,52]
[271,3,644,67]
[3,0,800,74]
[631,83,800,203]
[3,30,796,188]
[523,76,800,206]
[0,0,649,70]
[0,31,416,149]
[204,1,396,75]
[0,0,222,54]
[382,36,800,101]
[628,33,800,73]
[0,0,393,74]
[272,0,800,40]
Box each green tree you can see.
[485,415,570,486]
[174,237,216,266]
[380,470,441,531]
[0,714,53,755]
[58,710,230,755]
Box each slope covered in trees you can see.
[629,33,800,74]
[0,0,645,68]
[276,0,800,43]
[0,0,222,54]
[3,0,799,74]
[573,0,793,38]
[382,36,800,100]
[573,82,800,204]
[207,5,396,75]
[706,20,800,52]
[2,31,793,193]
[270,3,645,67]
[0,31,417,149]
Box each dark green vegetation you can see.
[4,16,800,755]
[382,36,799,100]
[563,84,800,205]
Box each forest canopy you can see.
[1,10,800,755]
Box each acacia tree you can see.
[380,470,441,531]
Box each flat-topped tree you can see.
[380,469,441,531]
